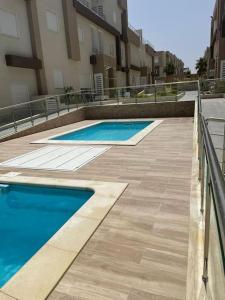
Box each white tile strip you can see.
[0,146,110,172]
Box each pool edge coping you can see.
[0,175,128,300]
[31,119,164,146]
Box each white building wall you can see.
[77,13,116,89]
[0,0,37,107]
[36,0,80,94]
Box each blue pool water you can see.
[0,183,94,287]
[52,121,152,141]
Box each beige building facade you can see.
[0,0,156,107]
[0,0,38,107]
[154,51,184,82]
[208,0,225,78]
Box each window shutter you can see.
[0,9,18,38]
[94,73,104,95]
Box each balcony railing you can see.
[197,80,225,296]
[77,0,106,21]
[143,37,155,50]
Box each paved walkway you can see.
[180,91,198,102]
[0,117,193,299]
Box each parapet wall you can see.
[1,101,195,142]
[85,101,195,119]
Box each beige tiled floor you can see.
[0,117,193,300]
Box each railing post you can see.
[154,86,157,103]
[67,94,70,112]
[75,94,78,109]
[222,125,225,176]
[81,94,85,106]
[199,124,204,181]
[56,96,60,117]
[117,89,120,105]
[202,173,212,285]
[45,98,48,120]
[12,107,17,133]
[29,102,34,126]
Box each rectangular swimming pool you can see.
[51,121,152,142]
[0,183,94,287]
[34,119,163,146]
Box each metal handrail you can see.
[206,117,225,123]
[0,80,199,112]
[201,114,225,252]
[99,80,199,92]
[197,82,225,285]
[0,90,79,111]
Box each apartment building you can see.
[204,47,213,78]
[0,0,155,107]
[208,0,225,78]
[154,51,184,82]
[128,27,155,86]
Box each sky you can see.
[127,0,215,72]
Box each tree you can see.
[196,57,207,77]
[164,63,175,76]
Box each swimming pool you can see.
[52,121,152,141]
[0,183,94,287]
[34,119,163,146]
[0,176,127,299]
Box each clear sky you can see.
[127,0,215,72]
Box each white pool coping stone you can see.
[0,175,128,300]
[32,119,163,146]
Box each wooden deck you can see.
[0,117,193,300]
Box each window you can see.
[91,27,103,54]
[98,30,103,53]
[53,70,64,89]
[10,84,29,104]
[0,9,18,38]
[78,27,84,42]
[91,27,98,53]
[46,11,58,32]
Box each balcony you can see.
[76,0,106,21]
[128,26,141,47]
